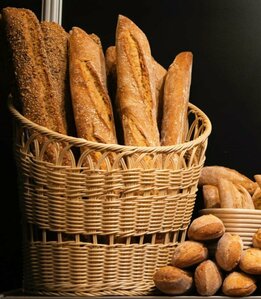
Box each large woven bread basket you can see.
[9,97,211,296]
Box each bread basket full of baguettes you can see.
[3,7,211,296]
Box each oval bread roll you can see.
[215,232,243,272]
[252,228,261,249]
[171,240,208,268]
[194,260,222,296]
[202,185,220,208]
[222,272,256,297]
[153,265,193,295]
[188,214,225,241]
[239,248,261,275]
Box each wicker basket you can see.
[9,98,211,296]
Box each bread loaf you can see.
[252,228,261,249]
[202,185,220,208]
[161,51,193,146]
[194,260,222,296]
[215,232,243,271]
[105,44,166,145]
[153,265,193,295]
[69,27,117,167]
[41,21,70,135]
[2,7,68,163]
[116,15,160,146]
[188,214,225,241]
[198,166,257,195]
[239,248,261,275]
[171,240,208,268]
[222,271,257,297]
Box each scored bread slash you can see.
[116,14,160,147]
[161,51,193,146]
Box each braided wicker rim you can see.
[8,96,212,153]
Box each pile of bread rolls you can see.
[198,165,261,209]
[153,214,261,296]
[1,7,194,165]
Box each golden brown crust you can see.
[202,185,220,208]
[161,51,193,145]
[252,228,261,248]
[41,21,69,134]
[188,214,225,241]
[215,233,243,271]
[69,27,117,166]
[153,265,193,295]
[171,240,208,268]
[2,7,70,164]
[2,7,55,130]
[198,166,258,195]
[222,271,256,296]
[116,15,160,146]
[239,248,261,275]
[194,260,222,296]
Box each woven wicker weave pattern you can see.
[9,99,211,296]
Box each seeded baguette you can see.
[41,21,69,134]
[116,14,160,146]
[2,7,65,133]
[2,7,70,163]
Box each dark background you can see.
[0,0,260,292]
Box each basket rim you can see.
[8,95,212,154]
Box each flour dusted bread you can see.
[69,27,117,166]
[116,15,160,146]
[161,51,193,146]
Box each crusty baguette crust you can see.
[69,27,117,154]
[116,15,160,146]
[41,21,69,134]
[161,51,193,145]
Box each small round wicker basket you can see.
[9,98,211,296]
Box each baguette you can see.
[69,27,117,167]
[2,8,58,130]
[2,7,68,163]
[116,15,160,147]
[105,45,166,120]
[199,166,257,195]
[41,21,69,134]
[161,51,193,146]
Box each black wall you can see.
[0,0,260,292]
